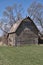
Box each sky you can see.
[0,0,43,36]
[0,0,43,18]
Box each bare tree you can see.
[0,3,23,33]
[0,21,9,45]
[3,3,23,25]
[13,3,23,21]
[0,3,23,45]
[27,1,43,28]
[3,6,16,26]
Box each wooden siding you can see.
[8,18,38,46]
[8,34,16,46]
[15,20,38,46]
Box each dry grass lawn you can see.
[0,45,43,65]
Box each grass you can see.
[0,45,43,65]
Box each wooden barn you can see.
[8,16,39,46]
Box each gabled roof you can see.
[9,16,39,34]
[9,19,23,33]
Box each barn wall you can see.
[8,19,38,46]
[15,21,38,46]
[8,33,16,46]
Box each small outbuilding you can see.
[38,33,43,44]
[8,16,39,46]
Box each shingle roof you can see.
[9,16,39,34]
[9,19,23,33]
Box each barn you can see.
[8,16,39,46]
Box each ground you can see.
[0,45,43,65]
